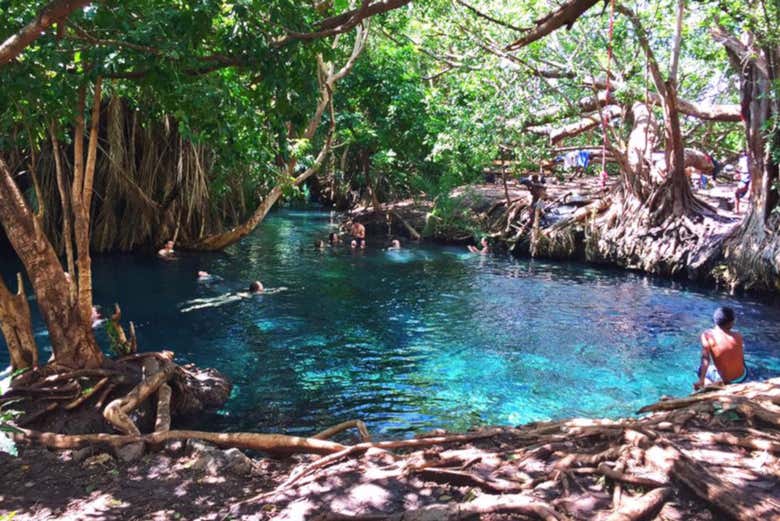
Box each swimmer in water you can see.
[157,240,175,258]
[467,237,490,255]
[387,239,401,250]
[197,270,223,283]
[328,232,342,246]
[314,239,326,251]
[180,280,284,313]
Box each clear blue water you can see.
[3,208,780,438]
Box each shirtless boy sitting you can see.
[695,307,747,389]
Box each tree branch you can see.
[453,0,524,32]
[274,0,410,47]
[505,0,601,51]
[0,0,92,67]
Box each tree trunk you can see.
[0,156,102,369]
[0,273,38,370]
[713,28,780,290]
[72,78,102,328]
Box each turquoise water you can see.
[3,209,780,437]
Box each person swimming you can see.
[467,237,490,255]
[695,306,747,389]
[328,232,342,246]
[158,239,175,258]
[180,280,284,313]
[387,239,401,250]
[314,239,326,251]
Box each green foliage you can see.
[0,0,773,219]
[104,321,132,357]
[423,191,481,239]
[0,369,26,456]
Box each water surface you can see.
[4,209,780,437]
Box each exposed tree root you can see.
[314,419,371,442]
[604,487,672,521]
[154,383,172,432]
[220,379,780,520]
[64,376,109,410]
[103,357,175,435]
[14,428,346,455]
[5,361,780,521]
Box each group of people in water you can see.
[154,218,748,390]
[154,238,270,312]
[315,220,402,252]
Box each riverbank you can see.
[351,176,748,290]
[2,378,778,520]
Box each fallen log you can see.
[390,210,421,240]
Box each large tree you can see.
[0,0,410,370]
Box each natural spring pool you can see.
[3,209,780,438]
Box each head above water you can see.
[248,280,263,293]
[713,307,735,329]
[481,237,489,247]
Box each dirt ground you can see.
[2,378,779,521]
[0,444,293,520]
